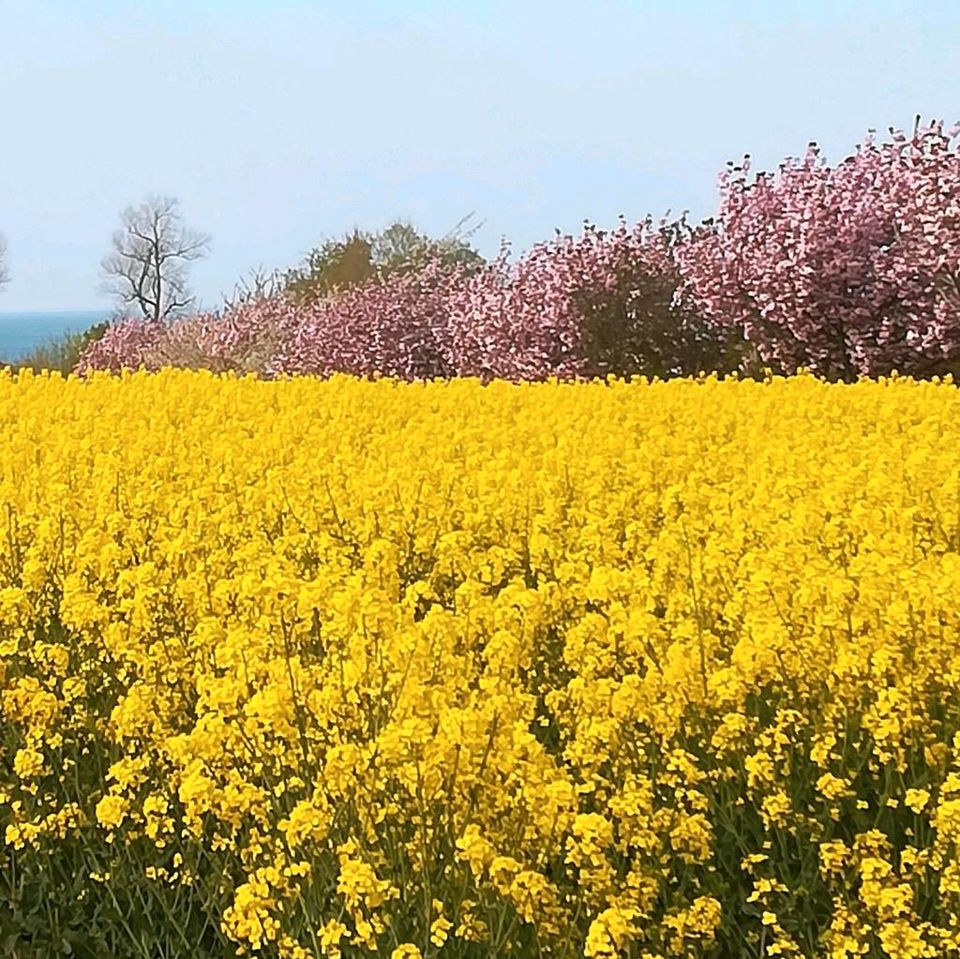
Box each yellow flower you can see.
[391,947,423,959]
[430,914,453,948]
[905,788,931,814]
[585,906,638,958]
[95,794,127,830]
[0,371,959,954]
[816,772,850,801]
[317,919,347,958]
[12,746,46,781]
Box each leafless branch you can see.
[221,264,284,309]
[100,195,210,322]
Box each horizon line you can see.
[0,308,111,315]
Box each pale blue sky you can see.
[0,0,957,311]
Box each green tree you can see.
[283,216,484,302]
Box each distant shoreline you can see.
[0,310,111,362]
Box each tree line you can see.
[4,116,960,380]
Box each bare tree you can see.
[0,234,9,289]
[101,196,210,321]
[221,264,284,310]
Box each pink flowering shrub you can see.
[78,263,467,379]
[77,317,167,373]
[78,219,717,381]
[679,120,960,379]
[77,302,299,376]
[78,120,960,382]
[445,217,731,381]
[281,261,463,379]
[451,219,729,379]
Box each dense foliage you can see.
[77,120,960,382]
[679,119,960,379]
[442,217,736,381]
[78,218,710,381]
[282,219,485,304]
[3,371,960,957]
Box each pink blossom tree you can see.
[78,218,724,381]
[678,119,960,379]
[446,217,729,381]
[76,317,168,373]
[78,262,466,379]
[281,260,463,379]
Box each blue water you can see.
[0,311,111,362]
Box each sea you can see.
[0,310,111,362]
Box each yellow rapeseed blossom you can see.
[1,369,960,955]
[390,946,423,959]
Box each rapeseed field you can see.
[0,369,958,958]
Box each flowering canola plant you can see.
[2,369,960,957]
